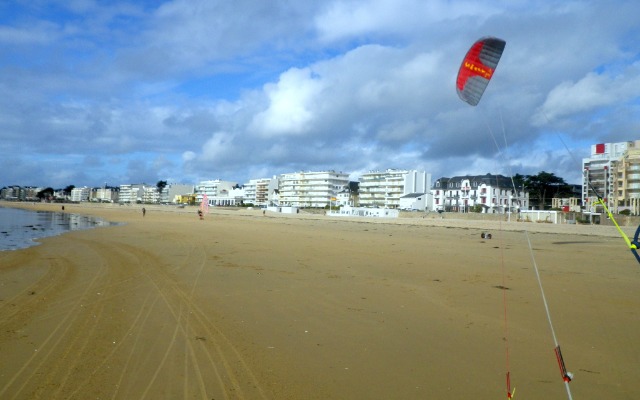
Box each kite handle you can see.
[596,199,640,264]
[631,225,640,263]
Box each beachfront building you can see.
[583,142,626,212]
[582,142,631,213]
[614,140,640,214]
[118,184,148,204]
[71,187,91,202]
[160,183,195,204]
[431,174,529,213]
[278,170,349,208]
[0,185,41,201]
[91,187,118,203]
[359,169,431,209]
[195,179,237,206]
[141,186,160,204]
[243,177,279,206]
[208,186,245,206]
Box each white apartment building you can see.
[431,174,529,213]
[142,186,160,204]
[70,187,91,202]
[195,180,237,205]
[278,170,349,207]
[243,177,279,206]
[359,169,431,209]
[119,184,147,203]
[582,142,629,212]
[92,187,118,203]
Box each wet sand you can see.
[1,203,639,399]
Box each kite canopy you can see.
[456,37,506,106]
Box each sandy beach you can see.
[1,203,639,399]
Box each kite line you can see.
[456,37,575,399]
[549,123,640,264]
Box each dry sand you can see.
[1,203,639,399]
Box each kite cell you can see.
[456,37,506,106]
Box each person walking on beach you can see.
[142,207,146,217]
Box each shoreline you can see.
[1,201,639,399]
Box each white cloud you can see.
[250,67,325,137]
[534,62,640,124]
[315,0,500,42]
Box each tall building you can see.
[582,142,629,212]
[614,141,640,214]
[119,184,147,203]
[278,171,349,207]
[70,187,91,202]
[243,177,279,206]
[359,169,430,209]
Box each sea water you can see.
[0,207,120,251]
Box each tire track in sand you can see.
[116,238,269,400]
[0,253,108,400]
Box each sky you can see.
[1,0,639,189]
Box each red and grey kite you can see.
[456,37,506,106]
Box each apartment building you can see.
[359,169,431,209]
[195,179,237,205]
[432,174,529,213]
[70,187,91,202]
[614,141,640,214]
[243,177,279,206]
[119,184,148,203]
[91,187,119,203]
[582,142,629,212]
[278,171,349,207]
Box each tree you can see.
[37,187,54,201]
[156,180,167,202]
[523,171,569,210]
[63,185,75,196]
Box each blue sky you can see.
[1,0,639,189]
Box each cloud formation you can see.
[1,0,640,189]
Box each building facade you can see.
[91,187,119,203]
[70,187,91,202]
[243,177,279,206]
[195,180,237,205]
[278,171,349,208]
[582,142,629,212]
[118,184,148,203]
[614,141,640,214]
[359,169,431,209]
[431,174,529,213]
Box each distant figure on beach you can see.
[61,205,65,211]
[142,207,146,217]
[198,210,203,220]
